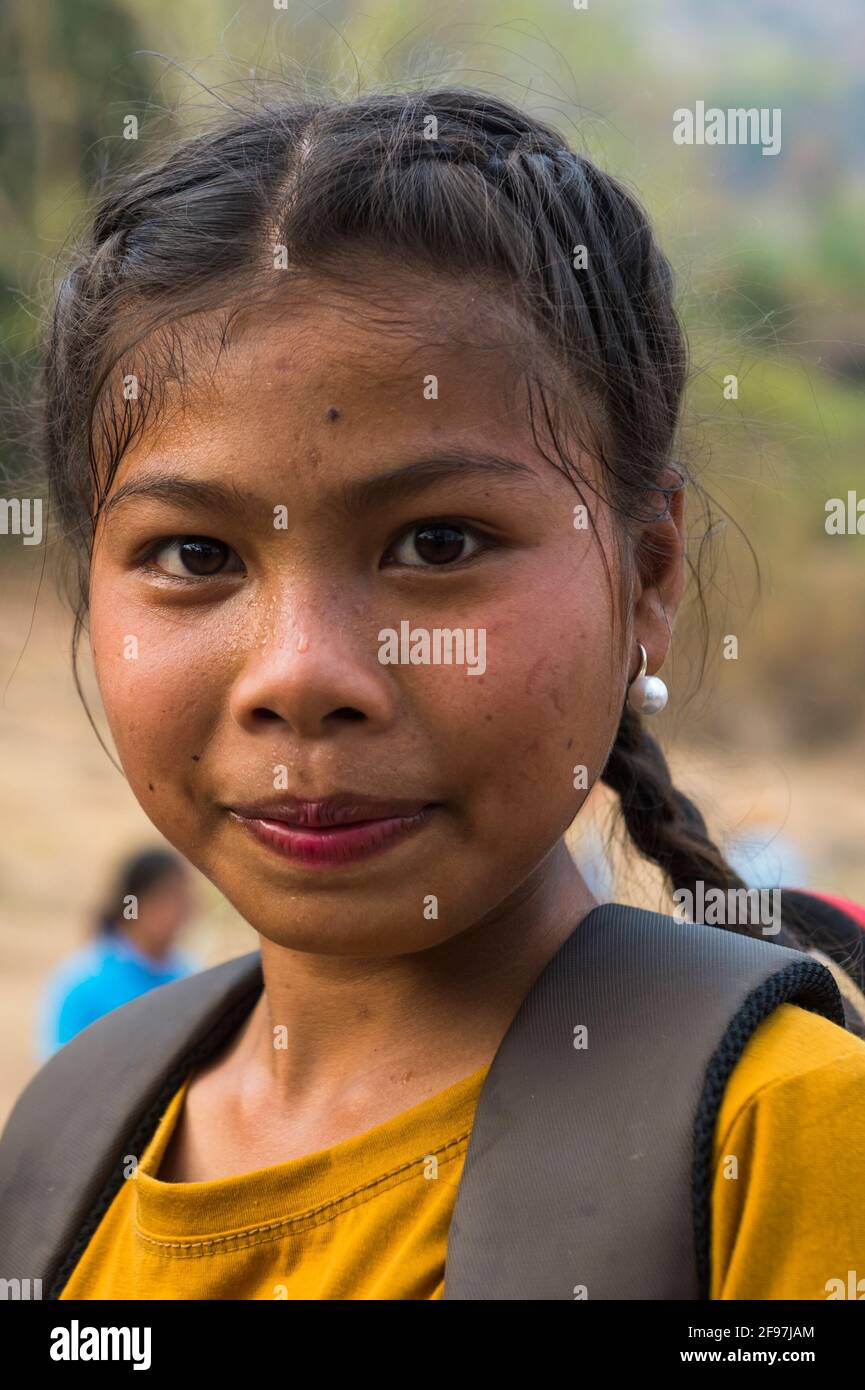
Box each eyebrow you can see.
[102,473,267,524]
[340,450,538,516]
[101,450,539,523]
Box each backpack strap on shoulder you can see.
[0,950,263,1298]
[443,902,844,1301]
[0,906,847,1303]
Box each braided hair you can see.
[39,84,811,946]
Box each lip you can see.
[226,795,438,868]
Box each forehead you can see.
[111,274,562,482]
[231,303,513,426]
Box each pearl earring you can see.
[627,642,668,715]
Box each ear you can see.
[629,468,686,678]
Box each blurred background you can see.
[1,0,864,1123]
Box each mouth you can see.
[226,794,440,869]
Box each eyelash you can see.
[137,536,244,584]
[381,520,492,570]
[136,520,494,582]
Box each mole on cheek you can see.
[191,755,200,762]
[326,406,340,421]
[148,783,155,792]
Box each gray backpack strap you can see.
[443,902,845,1301]
[0,950,262,1298]
[0,907,846,1303]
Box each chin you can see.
[243,898,471,958]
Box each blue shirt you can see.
[36,933,197,1060]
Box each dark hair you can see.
[96,848,185,936]
[40,83,813,946]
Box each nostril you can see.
[246,705,367,724]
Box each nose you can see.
[228,610,397,740]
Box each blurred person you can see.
[35,848,197,1058]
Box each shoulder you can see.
[717,1000,865,1150]
[39,943,114,1024]
[43,941,109,990]
[2,951,261,1214]
[718,1000,865,1139]
[713,1000,865,1198]
[710,1004,865,1298]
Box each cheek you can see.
[420,562,622,830]
[89,587,222,788]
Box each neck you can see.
[236,839,598,1108]
[116,921,171,962]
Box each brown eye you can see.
[150,536,244,577]
[388,523,482,567]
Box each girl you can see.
[3,86,865,1300]
[36,847,196,1058]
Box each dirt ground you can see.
[2,556,864,1127]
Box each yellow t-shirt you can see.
[59,1002,865,1301]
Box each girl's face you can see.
[136,870,194,952]
[88,280,680,956]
